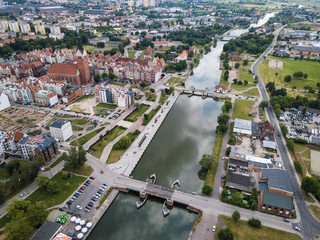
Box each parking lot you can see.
[48,175,110,236]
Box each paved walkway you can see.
[108,92,180,176]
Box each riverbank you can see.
[108,91,180,176]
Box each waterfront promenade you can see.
[108,92,180,176]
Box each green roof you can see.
[262,191,293,210]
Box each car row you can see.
[66,176,95,207]
[85,182,107,213]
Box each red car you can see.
[80,187,85,190]
[100,170,104,174]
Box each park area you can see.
[70,127,104,146]
[215,215,301,240]
[91,126,127,158]
[107,130,140,164]
[232,99,255,120]
[258,57,320,90]
[124,104,149,122]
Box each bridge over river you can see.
[112,176,210,212]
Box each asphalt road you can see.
[252,26,320,239]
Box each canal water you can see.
[89,96,222,240]
[88,12,276,240]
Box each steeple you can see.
[76,34,87,58]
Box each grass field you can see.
[238,62,253,82]
[258,57,320,90]
[93,107,109,115]
[107,130,140,164]
[232,99,255,120]
[63,164,93,176]
[128,50,137,58]
[159,92,168,105]
[125,104,149,122]
[96,188,113,210]
[218,215,301,240]
[300,148,310,159]
[308,205,320,222]
[143,105,161,126]
[96,102,117,109]
[286,89,317,100]
[70,127,104,146]
[91,126,127,158]
[205,131,224,188]
[230,83,255,91]
[241,88,260,97]
[167,77,184,85]
[27,172,86,208]
[146,93,157,102]
[74,95,95,103]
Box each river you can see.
[88,12,276,240]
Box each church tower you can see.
[76,36,91,85]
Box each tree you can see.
[301,177,319,195]
[6,159,21,175]
[235,62,240,69]
[143,114,148,121]
[218,228,234,240]
[293,71,304,79]
[284,75,292,82]
[202,184,213,195]
[232,210,240,221]
[294,161,303,174]
[233,79,237,84]
[244,80,248,85]
[199,154,214,170]
[34,175,50,191]
[259,100,269,109]
[94,74,101,83]
[222,101,232,113]
[30,157,44,180]
[102,72,108,79]
[64,147,87,169]
[97,42,105,48]
[303,73,308,79]
[218,113,230,125]
[286,139,294,151]
[280,124,288,135]
[47,180,60,194]
[218,124,228,133]
[115,135,131,150]
[140,82,147,88]
[274,108,282,117]
[108,71,116,80]
[243,59,249,66]
[237,80,243,85]
[248,218,261,228]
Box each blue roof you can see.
[50,120,69,129]
[259,182,269,191]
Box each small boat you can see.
[162,200,169,217]
[136,196,148,209]
[171,179,180,189]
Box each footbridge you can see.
[175,87,229,99]
[112,176,210,212]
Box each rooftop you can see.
[30,221,61,240]
[50,120,70,129]
[261,168,294,194]
[262,191,293,210]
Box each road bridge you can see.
[112,176,209,212]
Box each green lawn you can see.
[27,172,86,208]
[241,88,260,97]
[300,148,311,159]
[128,50,137,58]
[63,164,93,176]
[91,126,127,159]
[49,153,67,169]
[238,62,253,82]
[96,102,117,109]
[218,215,301,240]
[0,167,10,180]
[232,99,255,120]
[159,92,168,105]
[71,119,91,125]
[93,107,109,115]
[110,82,126,87]
[286,89,317,100]
[205,131,224,188]
[258,57,320,90]
[70,127,104,146]
[107,130,140,164]
[309,205,320,222]
[143,105,161,126]
[73,94,94,103]
[146,93,157,102]
[294,143,308,153]
[96,188,113,210]
[167,77,184,85]
[125,104,149,122]
[230,83,255,91]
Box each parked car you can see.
[294,226,301,232]
[19,192,26,198]
[282,218,290,223]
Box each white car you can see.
[294,226,301,232]
[19,192,26,198]
[76,205,82,210]
[212,226,216,232]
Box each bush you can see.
[228,135,236,145]
[202,184,213,196]
[294,161,303,174]
[232,210,240,221]
[226,147,231,156]
[248,218,261,228]
[218,228,234,240]
[292,138,308,144]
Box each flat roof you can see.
[30,221,61,240]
